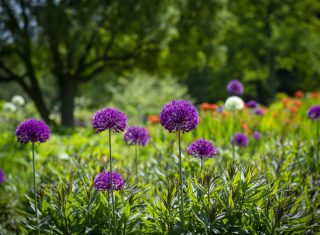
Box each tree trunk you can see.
[30,92,51,124]
[18,80,51,124]
[60,79,77,127]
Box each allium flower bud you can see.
[124,126,149,146]
[187,139,216,159]
[307,105,320,120]
[254,108,264,116]
[227,80,244,95]
[247,100,257,109]
[16,119,50,144]
[233,133,249,147]
[225,96,244,111]
[11,95,25,106]
[92,108,127,133]
[160,100,199,133]
[253,131,262,141]
[0,168,5,184]
[94,171,124,191]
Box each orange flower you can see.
[282,98,290,107]
[262,107,268,114]
[200,103,211,111]
[200,103,218,111]
[148,115,160,124]
[311,92,320,99]
[293,99,301,107]
[241,122,250,130]
[289,106,298,114]
[294,90,304,98]
[285,118,292,125]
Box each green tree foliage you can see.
[0,0,177,126]
[1,0,320,125]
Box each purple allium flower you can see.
[187,139,216,159]
[227,80,244,96]
[233,133,249,147]
[0,168,5,184]
[254,108,264,116]
[124,126,149,146]
[247,100,257,108]
[217,106,224,113]
[94,171,124,191]
[160,100,199,133]
[307,105,320,120]
[16,119,50,144]
[253,131,262,141]
[92,108,127,133]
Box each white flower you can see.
[3,102,17,112]
[11,95,25,106]
[224,96,244,111]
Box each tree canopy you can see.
[1,0,319,126]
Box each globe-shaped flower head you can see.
[160,100,199,133]
[0,168,5,184]
[124,126,149,146]
[94,171,124,191]
[253,131,262,141]
[225,96,244,112]
[16,119,50,143]
[92,107,127,133]
[12,95,25,106]
[187,139,216,159]
[227,80,244,95]
[247,100,257,109]
[233,133,249,147]
[307,105,320,120]
[254,108,264,116]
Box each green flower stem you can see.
[200,158,204,174]
[108,129,115,235]
[32,143,40,235]
[316,120,319,160]
[135,144,138,179]
[177,130,184,228]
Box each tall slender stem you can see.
[108,129,115,234]
[177,130,184,228]
[232,111,236,161]
[32,143,39,235]
[200,158,203,174]
[107,192,111,233]
[316,121,319,160]
[135,144,138,179]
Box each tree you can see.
[223,0,320,101]
[0,0,175,126]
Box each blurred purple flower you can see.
[94,171,124,191]
[0,168,5,184]
[253,131,262,141]
[254,108,264,116]
[160,100,199,133]
[92,108,127,133]
[124,126,149,146]
[187,139,216,159]
[16,119,50,144]
[247,100,257,108]
[227,80,244,95]
[233,133,249,147]
[307,105,320,120]
[217,106,224,113]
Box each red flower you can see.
[294,90,304,98]
[148,115,160,124]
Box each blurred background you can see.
[1,0,320,127]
